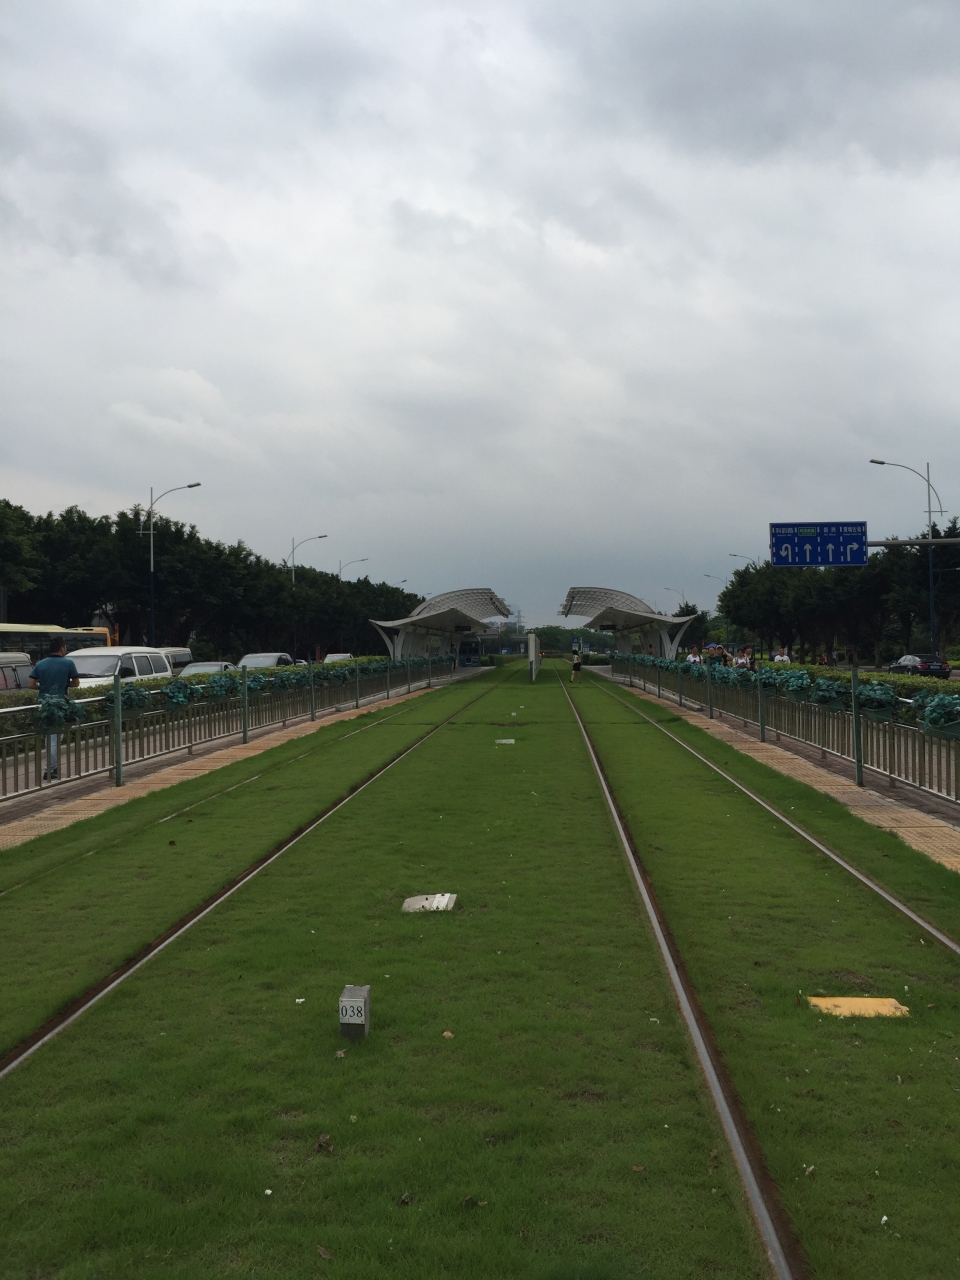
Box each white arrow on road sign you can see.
[826,543,835,561]
[803,543,813,562]
[846,543,860,561]
[780,543,792,562]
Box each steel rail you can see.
[557,673,804,1280]
[588,676,960,960]
[0,676,502,1080]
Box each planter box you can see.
[785,690,810,703]
[861,708,893,723]
[924,720,960,741]
[811,698,844,712]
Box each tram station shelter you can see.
[371,588,510,661]
[560,587,697,659]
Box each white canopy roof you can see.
[560,587,686,631]
[559,587,697,659]
[371,587,510,657]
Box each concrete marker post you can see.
[308,660,316,721]
[339,984,370,1039]
[354,658,360,709]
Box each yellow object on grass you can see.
[807,996,909,1018]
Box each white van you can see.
[69,646,173,689]
[158,646,193,675]
[323,652,354,664]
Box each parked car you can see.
[0,652,31,691]
[237,652,294,669]
[158,646,193,674]
[68,646,173,688]
[179,661,239,678]
[323,652,354,664]
[888,653,952,678]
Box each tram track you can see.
[0,675,503,1082]
[558,672,807,1279]
[588,674,960,960]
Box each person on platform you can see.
[28,638,80,780]
[570,651,583,683]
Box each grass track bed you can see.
[0,678,499,1058]
[0,665,765,1279]
[574,673,960,1278]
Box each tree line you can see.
[0,499,422,660]
[717,522,960,663]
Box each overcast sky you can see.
[3,1,960,625]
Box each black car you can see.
[888,653,952,678]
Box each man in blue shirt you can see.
[28,639,80,780]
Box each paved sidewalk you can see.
[0,686,438,854]
[613,682,960,875]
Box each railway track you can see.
[559,674,806,1279]
[0,675,503,1082]
[588,674,960,960]
[562,669,960,1278]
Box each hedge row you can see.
[616,654,960,731]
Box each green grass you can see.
[574,673,960,1278]
[593,674,960,947]
[0,664,765,1279]
[0,676,501,1057]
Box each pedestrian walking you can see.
[28,638,79,780]
[570,652,582,683]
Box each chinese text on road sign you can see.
[769,523,868,568]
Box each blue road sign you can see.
[769,522,868,567]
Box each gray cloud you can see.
[1,1,959,624]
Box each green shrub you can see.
[923,694,960,728]
[103,685,150,716]
[809,678,845,705]
[857,681,897,710]
[35,695,86,730]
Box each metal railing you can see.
[0,658,459,803]
[610,660,960,806]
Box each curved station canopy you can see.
[560,587,696,659]
[371,587,510,660]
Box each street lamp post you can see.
[285,535,328,585]
[143,483,201,646]
[338,558,368,579]
[870,459,945,651]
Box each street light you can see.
[142,483,201,646]
[284,535,328,585]
[338,558,368,579]
[390,579,407,588]
[870,458,945,650]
